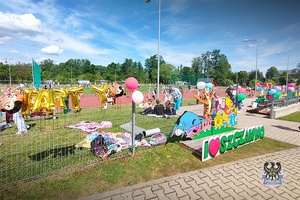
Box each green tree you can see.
[94,65,106,80]
[179,66,192,84]
[159,63,175,84]
[249,70,264,83]
[265,66,279,83]
[56,62,70,84]
[191,57,203,74]
[40,59,55,80]
[278,71,287,86]
[212,55,232,86]
[144,55,165,83]
[289,63,300,85]
[120,58,139,81]
[200,49,232,86]
[136,61,148,83]
[107,62,119,82]
[237,70,249,86]
[201,51,211,78]
[12,63,31,82]
[0,62,10,81]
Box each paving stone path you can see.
[80,98,300,200]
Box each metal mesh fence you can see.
[0,91,177,190]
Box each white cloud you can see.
[78,32,94,40]
[41,45,63,55]
[0,36,12,44]
[10,49,19,54]
[0,12,42,36]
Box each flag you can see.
[32,59,41,90]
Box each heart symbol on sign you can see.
[209,137,221,157]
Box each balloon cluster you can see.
[268,88,281,100]
[125,77,143,103]
[237,86,246,101]
[274,83,297,93]
[287,83,296,92]
[196,81,213,91]
[21,87,83,117]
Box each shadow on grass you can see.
[166,135,191,144]
[28,145,76,161]
[27,123,37,129]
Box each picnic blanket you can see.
[75,131,132,150]
[66,121,112,133]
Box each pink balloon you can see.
[132,91,144,104]
[288,83,295,87]
[238,87,246,94]
[125,77,139,91]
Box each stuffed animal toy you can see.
[104,82,126,109]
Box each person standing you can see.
[214,92,222,111]
[196,89,200,105]
[163,89,170,104]
[13,104,28,134]
[147,87,151,99]
[179,86,183,107]
[152,88,156,100]
[170,86,182,111]
[226,85,235,103]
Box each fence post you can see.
[284,96,287,107]
[131,100,136,155]
[270,100,274,119]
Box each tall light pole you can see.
[5,58,13,86]
[243,39,258,97]
[276,52,289,93]
[146,0,161,100]
[71,65,73,86]
[206,55,209,83]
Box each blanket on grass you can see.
[66,121,112,133]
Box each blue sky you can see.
[0,0,299,75]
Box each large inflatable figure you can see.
[91,82,126,109]
[0,86,23,114]
[193,87,214,121]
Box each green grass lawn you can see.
[1,100,299,200]
[277,111,300,122]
